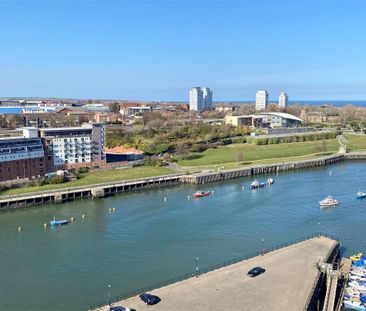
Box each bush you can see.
[231,137,246,144]
[222,138,233,145]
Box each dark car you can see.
[139,293,161,305]
[247,266,265,277]
[109,306,136,311]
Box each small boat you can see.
[352,253,364,262]
[50,216,68,226]
[267,178,274,185]
[192,191,211,198]
[357,192,366,199]
[344,299,366,311]
[319,196,340,208]
[250,180,266,189]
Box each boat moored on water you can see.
[191,191,211,198]
[267,178,274,185]
[50,217,68,226]
[250,180,266,189]
[357,192,366,199]
[319,196,340,208]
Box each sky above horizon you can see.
[1,0,366,101]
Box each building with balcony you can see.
[38,123,106,171]
[0,136,45,182]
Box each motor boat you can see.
[250,180,266,189]
[267,178,274,185]
[351,253,364,262]
[192,191,211,198]
[357,192,366,199]
[319,196,340,207]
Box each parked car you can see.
[247,266,265,277]
[139,293,161,305]
[109,306,136,311]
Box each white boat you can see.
[319,196,340,207]
[250,180,265,189]
[344,299,366,311]
[267,178,274,185]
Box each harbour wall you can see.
[1,152,366,210]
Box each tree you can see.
[109,102,120,114]
[175,142,189,157]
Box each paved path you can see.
[96,236,337,311]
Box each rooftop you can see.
[105,146,144,155]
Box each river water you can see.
[1,161,366,310]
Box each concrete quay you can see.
[92,235,339,311]
[0,174,183,210]
[182,153,346,184]
[1,152,366,210]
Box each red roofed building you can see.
[105,146,144,163]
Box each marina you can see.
[2,161,366,310]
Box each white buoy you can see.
[108,208,112,213]
[112,207,116,212]
[18,226,22,232]
[212,190,214,194]
[43,223,47,229]
[188,195,190,199]
[242,186,245,190]
[82,214,85,219]
[164,197,167,202]
[70,217,74,222]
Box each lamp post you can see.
[107,284,111,310]
[195,257,199,277]
[261,239,265,256]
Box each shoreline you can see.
[1,152,366,211]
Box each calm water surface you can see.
[1,162,366,310]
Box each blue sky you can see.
[0,0,365,101]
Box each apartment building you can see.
[189,87,213,111]
[39,123,105,171]
[0,135,45,182]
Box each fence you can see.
[88,232,339,310]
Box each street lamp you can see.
[195,257,199,277]
[261,239,265,256]
[107,284,111,310]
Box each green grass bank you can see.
[0,167,173,196]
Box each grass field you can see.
[0,166,174,196]
[344,134,366,151]
[178,139,340,167]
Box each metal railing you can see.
[89,232,339,310]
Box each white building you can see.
[39,123,105,170]
[202,87,213,110]
[189,87,204,111]
[189,87,213,111]
[279,92,288,108]
[255,90,268,111]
